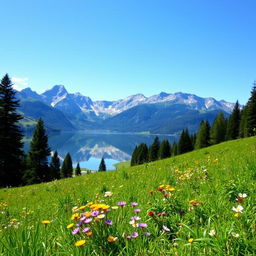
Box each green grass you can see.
[0,137,256,255]
[114,161,130,169]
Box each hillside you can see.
[0,137,255,255]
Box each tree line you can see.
[131,83,256,166]
[0,74,109,188]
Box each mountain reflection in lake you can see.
[23,132,178,170]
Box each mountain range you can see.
[16,85,235,134]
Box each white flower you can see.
[232,205,244,213]
[231,232,239,238]
[238,193,247,198]
[104,191,113,197]
[208,229,216,237]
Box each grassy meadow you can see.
[0,137,256,255]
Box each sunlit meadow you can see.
[0,137,256,255]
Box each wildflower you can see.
[72,206,79,212]
[107,236,118,242]
[131,232,139,238]
[67,224,74,229]
[143,232,151,236]
[189,200,200,207]
[149,190,154,194]
[134,208,141,213]
[86,231,93,236]
[111,206,118,210]
[118,201,126,207]
[234,213,241,218]
[97,214,105,219]
[105,219,113,226]
[232,205,243,213]
[157,212,166,217]
[231,233,239,238]
[104,191,113,197]
[84,218,93,224]
[131,202,138,207]
[126,235,132,240]
[82,227,90,233]
[238,193,247,198]
[72,228,80,235]
[75,240,86,247]
[91,210,99,217]
[163,225,170,232]
[139,223,148,228]
[209,229,216,236]
[131,216,141,221]
[235,197,244,203]
[129,219,139,227]
[79,205,86,210]
[158,187,164,192]
[148,211,155,217]
[41,220,51,225]
[87,202,93,206]
[71,213,80,220]
[188,238,194,243]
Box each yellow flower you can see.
[10,218,17,222]
[71,213,80,220]
[86,231,93,236]
[111,206,118,210]
[75,240,86,247]
[87,202,93,206]
[84,212,91,218]
[107,236,118,242]
[188,238,194,243]
[41,220,51,225]
[67,223,74,229]
[234,213,240,218]
[79,205,86,210]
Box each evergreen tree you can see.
[226,101,240,140]
[49,151,60,180]
[148,136,160,162]
[246,83,256,136]
[130,146,138,166]
[159,140,171,159]
[239,106,249,138]
[136,143,148,164]
[210,112,227,145]
[195,120,210,149]
[24,118,51,184]
[178,129,193,154]
[190,133,197,150]
[75,163,81,176]
[172,142,178,156]
[98,157,106,171]
[61,153,73,178]
[0,74,24,187]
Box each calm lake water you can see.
[24,132,177,170]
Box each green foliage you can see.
[61,153,73,178]
[210,112,227,145]
[239,106,248,138]
[148,136,160,162]
[75,163,81,176]
[0,74,24,187]
[159,140,171,159]
[24,118,51,184]
[195,120,210,149]
[130,146,138,166]
[226,101,241,140]
[98,157,106,171]
[178,129,193,154]
[49,151,61,180]
[246,83,256,136]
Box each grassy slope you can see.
[0,137,256,255]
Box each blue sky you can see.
[0,0,256,104]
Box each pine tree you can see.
[159,140,171,159]
[0,74,24,187]
[226,101,241,140]
[98,157,106,171]
[24,118,51,184]
[195,120,210,149]
[61,153,73,178]
[130,146,138,166]
[49,151,60,180]
[239,106,249,138]
[75,163,81,176]
[210,112,227,145]
[246,83,256,136]
[136,143,148,164]
[178,129,193,154]
[172,142,178,156]
[148,136,160,162]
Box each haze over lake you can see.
[24,132,177,170]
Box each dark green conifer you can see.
[49,151,60,180]
[246,83,256,136]
[239,106,249,138]
[226,101,240,140]
[210,112,227,145]
[195,120,210,149]
[178,129,193,154]
[25,118,51,184]
[61,153,73,178]
[172,142,178,156]
[130,146,138,166]
[98,157,106,171]
[159,140,171,159]
[75,163,81,176]
[0,74,24,187]
[136,143,148,164]
[148,136,160,162]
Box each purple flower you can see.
[126,235,132,240]
[82,227,90,233]
[91,210,99,217]
[84,218,93,224]
[80,216,86,222]
[118,201,126,207]
[131,232,139,238]
[131,202,138,207]
[130,216,141,221]
[139,223,148,228]
[143,232,151,236]
[134,208,141,213]
[72,228,80,235]
[76,222,83,226]
[105,219,113,226]
[163,225,170,232]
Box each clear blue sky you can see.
[0,0,255,104]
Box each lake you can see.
[24,132,177,170]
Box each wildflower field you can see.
[0,137,256,255]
